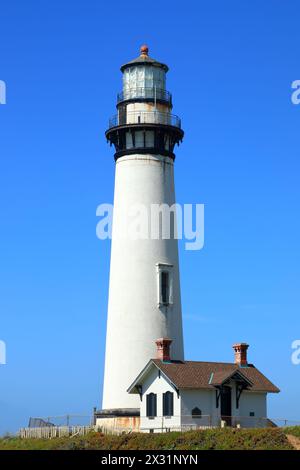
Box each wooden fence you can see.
[19,425,94,439]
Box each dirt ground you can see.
[286,434,300,450]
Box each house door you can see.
[221,386,232,426]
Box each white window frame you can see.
[156,263,173,307]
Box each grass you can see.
[0,427,297,450]
[284,426,300,439]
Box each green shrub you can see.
[0,428,293,451]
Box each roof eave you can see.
[127,359,154,394]
[245,388,280,394]
[127,359,180,395]
[120,59,169,73]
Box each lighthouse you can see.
[101,46,185,418]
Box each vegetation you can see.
[284,426,300,439]
[0,427,297,450]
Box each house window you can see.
[157,264,173,306]
[249,411,255,417]
[146,393,157,418]
[192,407,202,418]
[163,391,174,417]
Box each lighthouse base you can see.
[94,409,140,434]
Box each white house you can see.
[127,339,279,432]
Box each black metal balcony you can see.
[108,111,181,129]
[117,87,172,106]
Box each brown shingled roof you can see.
[209,369,252,386]
[151,360,279,393]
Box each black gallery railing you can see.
[108,111,181,129]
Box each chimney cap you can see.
[232,342,249,349]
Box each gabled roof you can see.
[127,359,280,394]
[209,369,253,387]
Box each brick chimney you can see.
[232,343,249,366]
[155,338,172,362]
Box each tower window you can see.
[164,135,170,151]
[163,391,174,417]
[161,271,169,304]
[145,130,154,147]
[146,393,157,418]
[135,130,144,147]
[157,263,173,306]
[125,132,134,149]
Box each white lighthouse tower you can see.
[100,46,184,420]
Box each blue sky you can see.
[0,0,299,433]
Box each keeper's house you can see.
[127,339,279,432]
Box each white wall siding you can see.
[140,366,181,432]
[238,392,267,427]
[180,389,219,427]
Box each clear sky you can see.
[0,0,299,433]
